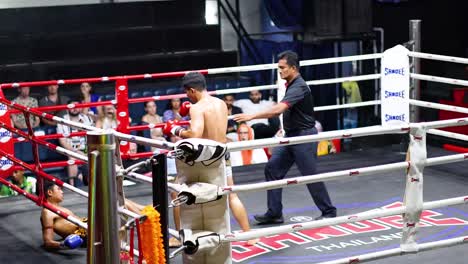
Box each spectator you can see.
[162,98,189,142]
[38,81,70,126]
[141,101,165,144]
[129,142,138,155]
[315,120,336,156]
[79,82,101,120]
[230,123,268,166]
[223,94,243,141]
[57,99,93,186]
[234,90,279,139]
[95,105,117,129]
[122,142,144,171]
[162,98,190,122]
[11,86,40,129]
[0,169,36,197]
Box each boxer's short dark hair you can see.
[182,72,207,91]
[43,181,58,197]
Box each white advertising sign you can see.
[380,45,410,126]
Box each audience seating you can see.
[12,76,254,166]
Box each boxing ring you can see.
[0,27,467,264]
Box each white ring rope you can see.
[213,84,277,95]
[410,99,468,115]
[113,130,174,150]
[213,82,380,113]
[226,117,468,152]
[207,53,383,74]
[299,53,383,67]
[413,117,468,130]
[126,172,153,184]
[410,73,468,87]
[428,128,468,142]
[226,125,409,152]
[306,73,380,86]
[409,51,468,64]
[126,172,179,191]
[314,100,381,112]
[225,100,380,120]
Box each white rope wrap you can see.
[401,125,426,252]
[180,229,221,255]
[175,138,227,165]
[177,183,222,205]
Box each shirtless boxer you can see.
[164,71,259,245]
[40,181,145,250]
[40,181,86,250]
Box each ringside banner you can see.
[381,45,410,126]
[0,90,14,177]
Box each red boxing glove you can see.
[179,101,192,117]
[163,120,185,137]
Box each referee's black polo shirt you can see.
[280,75,316,133]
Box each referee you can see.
[233,50,337,224]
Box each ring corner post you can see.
[409,19,422,123]
[86,131,120,264]
[152,153,169,263]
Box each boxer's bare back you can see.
[187,95,228,143]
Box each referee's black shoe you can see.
[254,213,284,224]
[313,214,336,221]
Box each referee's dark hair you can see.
[277,50,300,70]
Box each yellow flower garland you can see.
[140,205,165,264]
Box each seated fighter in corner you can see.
[40,181,145,250]
[40,181,86,250]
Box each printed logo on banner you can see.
[0,156,13,171]
[384,90,405,99]
[385,114,406,122]
[380,45,410,126]
[384,67,405,76]
[0,103,7,117]
[0,128,12,143]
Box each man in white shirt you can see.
[57,99,93,186]
[233,90,279,139]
